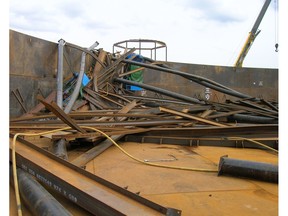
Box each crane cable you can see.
[274,0,279,52]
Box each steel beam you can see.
[10,136,182,216]
[37,95,86,133]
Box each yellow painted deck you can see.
[10,140,278,216]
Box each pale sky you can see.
[9,0,279,68]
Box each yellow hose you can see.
[12,127,71,216]
[224,137,278,153]
[12,126,277,215]
[82,126,219,172]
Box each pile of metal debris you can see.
[10,41,278,149]
[9,41,278,216]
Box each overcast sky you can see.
[9,0,279,68]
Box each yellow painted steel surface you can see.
[84,143,278,216]
[10,139,278,216]
[10,139,169,215]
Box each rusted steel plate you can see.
[93,49,107,91]
[70,100,140,165]
[70,134,124,167]
[84,143,277,216]
[10,137,181,215]
[12,90,28,113]
[21,91,56,118]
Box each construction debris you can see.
[10,43,278,147]
[9,40,278,216]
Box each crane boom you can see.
[234,0,271,68]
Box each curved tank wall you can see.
[9,30,278,117]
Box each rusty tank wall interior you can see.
[9,30,94,117]
[9,29,278,117]
[144,62,278,102]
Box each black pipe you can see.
[238,100,278,115]
[123,95,193,106]
[189,79,256,101]
[227,113,278,124]
[13,167,72,216]
[120,59,232,91]
[114,78,203,104]
[120,59,257,101]
[218,155,278,183]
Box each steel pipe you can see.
[227,113,278,124]
[120,59,257,101]
[64,41,99,113]
[114,78,203,104]
[14,167,72,216]
[123,95,193,106]
[218,155,278,183]
[57,39,66,109]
